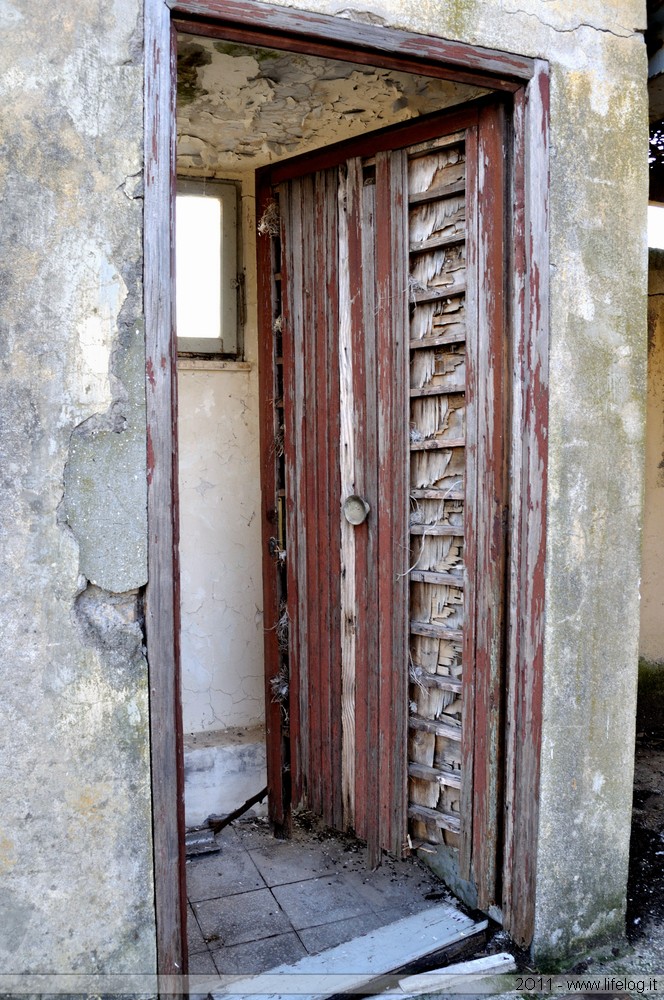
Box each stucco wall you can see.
[0,0,155,977]
[0,0,649,976]
[641,251,664,665]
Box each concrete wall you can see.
[641,251,664,665]
[0,0,648,976]
[0,0,155,977]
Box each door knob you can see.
[343,495,370,525]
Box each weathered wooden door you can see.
[258,103,508,906]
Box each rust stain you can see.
[147,427,155,486]
[0,834,17,874]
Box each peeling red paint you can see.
[146,357,156,389]
[146,427,155,486]
[171,1,534,93]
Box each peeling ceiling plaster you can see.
[177,36,488,174]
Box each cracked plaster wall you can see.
[0,0,155,977]
[178,183,265,735]
[176,0,649,964]
[177,37,486,172]
[640,251,664,664]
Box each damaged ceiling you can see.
[177,35,489,173]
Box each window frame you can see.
[175,177,241,357]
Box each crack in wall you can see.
[505,7,638,39]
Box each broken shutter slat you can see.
[407,133,468,858]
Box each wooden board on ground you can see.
[205,905,487,1000]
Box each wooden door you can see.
[279,154,410,864]
[258,104,508,905]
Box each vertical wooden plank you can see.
[312,168,341,828]
[256,176,288,832]
[471,103,508,911]
[503,65,549,947]
[459,123,479,881]
[352,157,378,846]
[324,168,344,831]
[312,171,329,821]
[300,174,323,816]
[339,162,358,832]
[144,1,187,981]
[281,179,308,807]
[375,149,410,859]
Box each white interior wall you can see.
[178,177,265,736]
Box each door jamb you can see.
[143,0,549,975]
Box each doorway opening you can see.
[176,32,497,977]
[144,0,549,978]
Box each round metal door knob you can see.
[343,494,370,525]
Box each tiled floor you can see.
[186,815,452,976]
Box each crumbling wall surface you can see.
[641,252,664,665]
[261,0,648,963]
[0,0,155,976]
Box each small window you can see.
[648,203,664,250]
[176,179,239,356]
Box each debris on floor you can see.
[185,827,220,857]
[627,728,664,942]
[186,811,492,979]
[397,951,516,997]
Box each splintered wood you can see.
[407,136,466,851]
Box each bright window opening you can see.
[176,180,239,355]
[648,204,664,249]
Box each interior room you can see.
[175,32,495,977]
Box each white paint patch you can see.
[592,772,605,793]
[75,250,126,411]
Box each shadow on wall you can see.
[637,659,664,732]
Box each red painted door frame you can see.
[144,0,549,979]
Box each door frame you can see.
[144,0,549,976]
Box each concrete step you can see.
[184,725,267,829]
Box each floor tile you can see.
[345,863,440,914]
[193,887,293,947]
[187,948,218,975]
[232,818,276,852]
[186,845,265,901]
[248,836,336,887]
[271,874,373,930]
[211,931,307,975]
[296,911,390,954]
[187,902,209,955]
